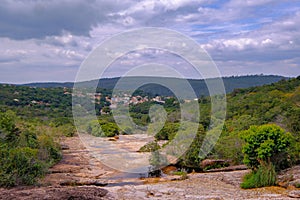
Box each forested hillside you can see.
[24,75,285,98]
[134,76,300,169]
[0,85,72,120]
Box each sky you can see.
[0,0,300,83]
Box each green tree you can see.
[87,119,119,137]
[240,124,292,170]
[0,111,20,145]
[177,124,205,169]
[155,122,180,140]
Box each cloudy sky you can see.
[0,0,299,83]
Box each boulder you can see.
[200,159,229,170]
[162,165,177,175]
[288,190,300,198]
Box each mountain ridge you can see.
[21,75,287,97]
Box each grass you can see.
[173,170,188,180]
[241,162,277,189]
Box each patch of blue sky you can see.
[204,0,229,9]
[233,18,265,31]
[254,1,299,19]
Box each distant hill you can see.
[23,82,74,88]
[23,75,286,97]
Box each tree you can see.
[87,119,119,137]
[240,124,292,170]
[0,111,20,145]
[177,124,205,169]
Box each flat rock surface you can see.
[0,186,109,200]
[107,172,298,200]
[0,135,299,200]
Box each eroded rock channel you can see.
[1,135,299,200]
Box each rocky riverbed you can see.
[0,135,299,200]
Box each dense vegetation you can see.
[0,85,76,186]
[134,77,300,172]
[0,111,62,186]
[0,84,73,120]
[213,77,300,166]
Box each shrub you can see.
[173,170,188,180]
[155,123,180,140]
[87,120,119,137]
[0,147,46,187]
[57,124,76,137]
[101,123,119,137]
[138,141,160,152]
[0,110,61,186]
[240,124,292,170]
[148,151,168,177]
[37,134,61,164]
[213,131,244,165]
[177,125,205,169]
[241,162,277,189]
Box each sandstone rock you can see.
[278,181,289,188]
[162,165,177,175]
[61,144,69,150]
[205,165,248,172]
[290,179,300,188]
[0,186,108,200]
[200,159,229,170]
[288,190,300,198]
[114,135,119,140]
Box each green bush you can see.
[57,124,76,137]
[213,131,244,165]
[241,162,277,189]
[101,123,119,137]
[155,122,180,140]
[87,119,119,137]
[0,147,46,187]
[0,110,61,187]
[177,125,205,169]
[37,134,61,164]
[173,170,188,180]
[138,141,160,152]
[240,124,292,170]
